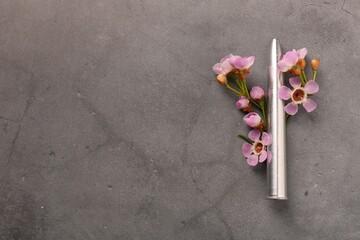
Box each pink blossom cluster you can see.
[277,48,320,115]
[212,55,271,166]
[212,48,320,167]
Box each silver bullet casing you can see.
[267,39,287,200]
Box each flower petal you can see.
[297,48,308,59]
[232,56,255,70]
[242,143,253,157]
[284,102,298,115]
[221,60,233,75]
[248,129,261,141]
[279,86,292,100]
[277,61,289,72]
[259,151,267,163]
[304,80,319,94]
[261,132,272,146]
[303,98,317,112]
[212,63,222,75]
[220,54,233,63]
[277,50,299,72]
[289,77,302,88]
[229,55,241,65]
[247,155,258,166]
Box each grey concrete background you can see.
[0,0,359,239]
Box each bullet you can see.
[267,39,287,200]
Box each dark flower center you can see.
[292,88,306,102]
[254,142,263,154]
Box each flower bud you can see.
[311,59,320,70]
[298,58,306,69]
[236,96,253,112]
[243,112,263,129]
[250,86,264,101]
[217,74,227,85]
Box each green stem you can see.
[298,74,306,87]
[251,100,261,109]
[233,76,262,109]
[241,79,262,109]
[313,70,317,81]
[243,80,251,98]
[225,84,242,95]
[237,134,253,144]
[235,78,244,93]
[301,69,308,83]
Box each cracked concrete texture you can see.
[0,0,360,239]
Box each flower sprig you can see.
[277,48,320,116]
[212,49,320,167]
[212,54,271,166]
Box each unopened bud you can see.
[243,112,262,129]
[250,86,264,101]
[217,74,227,85]
[236,96,253,112]
[311,59,320,70]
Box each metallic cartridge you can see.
[267,39,287,200]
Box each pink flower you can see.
[230,55,255,70]
[242,129,272,166]
[212,54,234,77]
[277,48,307,72]
[212,54,255,81]
[243,112,262,129]
[250,86,264,100]
[279,77,319,115]
[236,96,252,112]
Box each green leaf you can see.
[237,134,253,144]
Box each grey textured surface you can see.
[0,0,359,239]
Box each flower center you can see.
[253,141,264,155]
[291,88,307,104]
